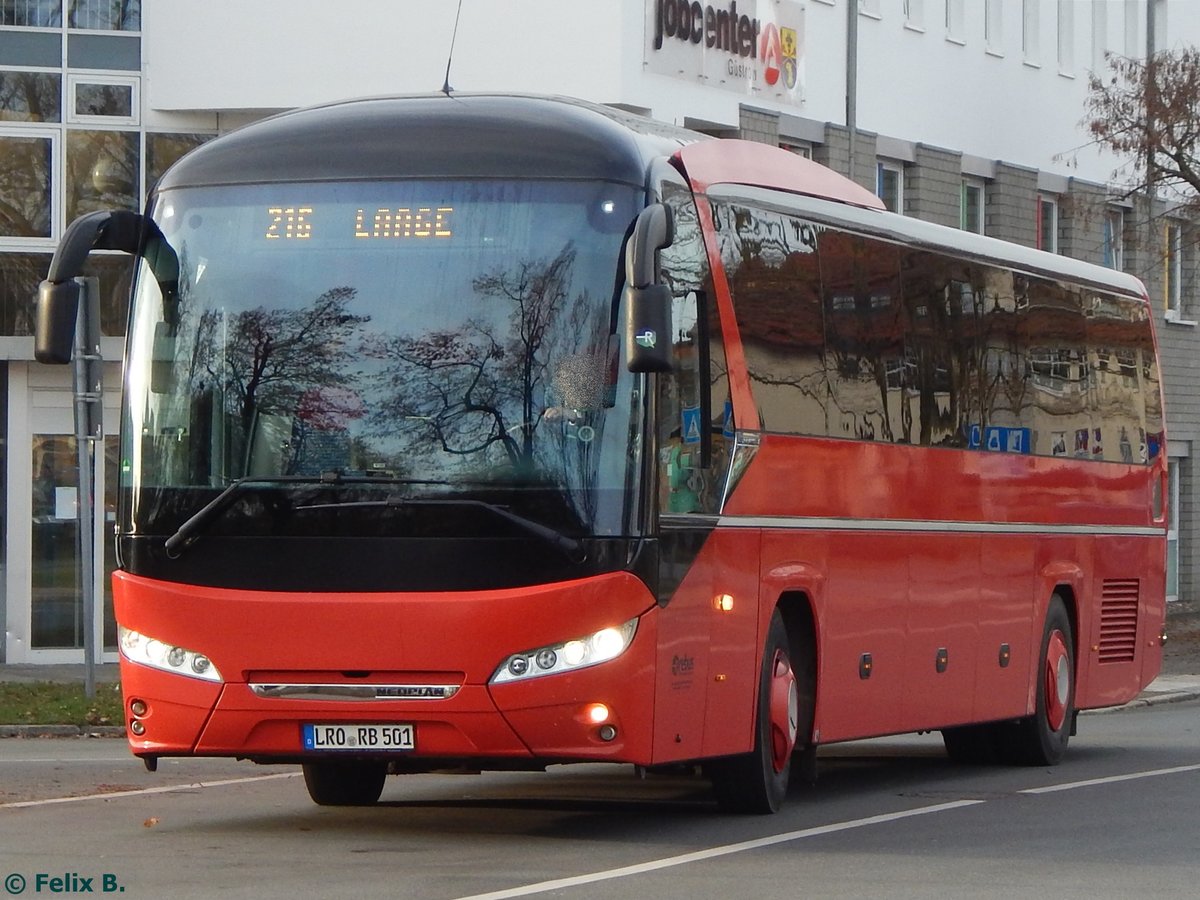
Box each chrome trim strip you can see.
[249,683,460,701]
[660,513,1164,538]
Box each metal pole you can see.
[846,0,858,185]
[72,277,102,698]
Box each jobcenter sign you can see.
[645,0,805,104]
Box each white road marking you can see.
[0,772,300,809]
[1018,762,1200,794]
[454,759,1200,899]
[453,800,986,900]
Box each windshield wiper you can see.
[163,472,453,558]
[294,496,586,563]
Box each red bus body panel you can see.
[115,570,661,764]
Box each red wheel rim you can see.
[1043,629,1071,733]
[767,650,799,773]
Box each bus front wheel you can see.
[302,760,388,806]
[708,611,799,814]
[1003,594,1075,766]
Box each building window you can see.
[0,71,61,122]
[903,0,923,30]
[1152,0,1167,52]
[1167,457,1180,602]
[1037,195,1058,252]
[67,75,137,124]
[147,132,212,188]
[1092,0,1108,73]
[1103,209,1124,270]
[1124,0,1140,57]
[67,0,139,31]
[877,160,903,213]
[1165,221,1183,317]
[945,0,964,42]
[781,141,812,160]
[1,1,62,27]
[0,131,54,239]
[985,0,1003,53]
[1057,0,1075,75]
[1023,0,1041,64]
[65,128,138,222]
[961,179,985,233]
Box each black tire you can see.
[302,761,388,806]
[709,612,802,814]
[1001,595,1075,766]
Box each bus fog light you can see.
[586,703,610,724]
[130,721,146,736]
[129,699,148,717]
[598,724,617,742]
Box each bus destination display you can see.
[264,205,454,240]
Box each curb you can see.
[0,725,125,738]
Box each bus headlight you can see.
[490,619,638,684]
[119,626,223,683]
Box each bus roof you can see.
[154,93,696,192]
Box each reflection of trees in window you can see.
[66,130,139,221]
[820,231,902,442]
[0,71,61,122]
[193,285,369,435]
[365,244,581,469]
[720,203,830,435]
[0,252,49,334]
[74,83,132,117]
[0,135,52,237]
[147,133,212,190]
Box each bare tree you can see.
[1085,48,1200,209]
[367,245,580,469]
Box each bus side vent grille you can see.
[1098,580,1140,664]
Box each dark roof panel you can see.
[157,94,697,190]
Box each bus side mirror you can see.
[34,209,143,365]
[35,280,82,364]
[624,203,675,374]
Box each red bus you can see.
[35,94,1167,814]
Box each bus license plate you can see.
[303,723,414,751]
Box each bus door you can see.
[650,171,757,762]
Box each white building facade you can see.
[1,0,1198,662]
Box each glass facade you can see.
[1,4,210,660]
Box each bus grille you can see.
[1098,580,1140,664]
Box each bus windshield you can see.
[121,178,645,542]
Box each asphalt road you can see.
[1,700,1197,899]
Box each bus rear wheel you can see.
[1001,595,1075,766]
[302,760,388,806]
[708,612,800,814]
